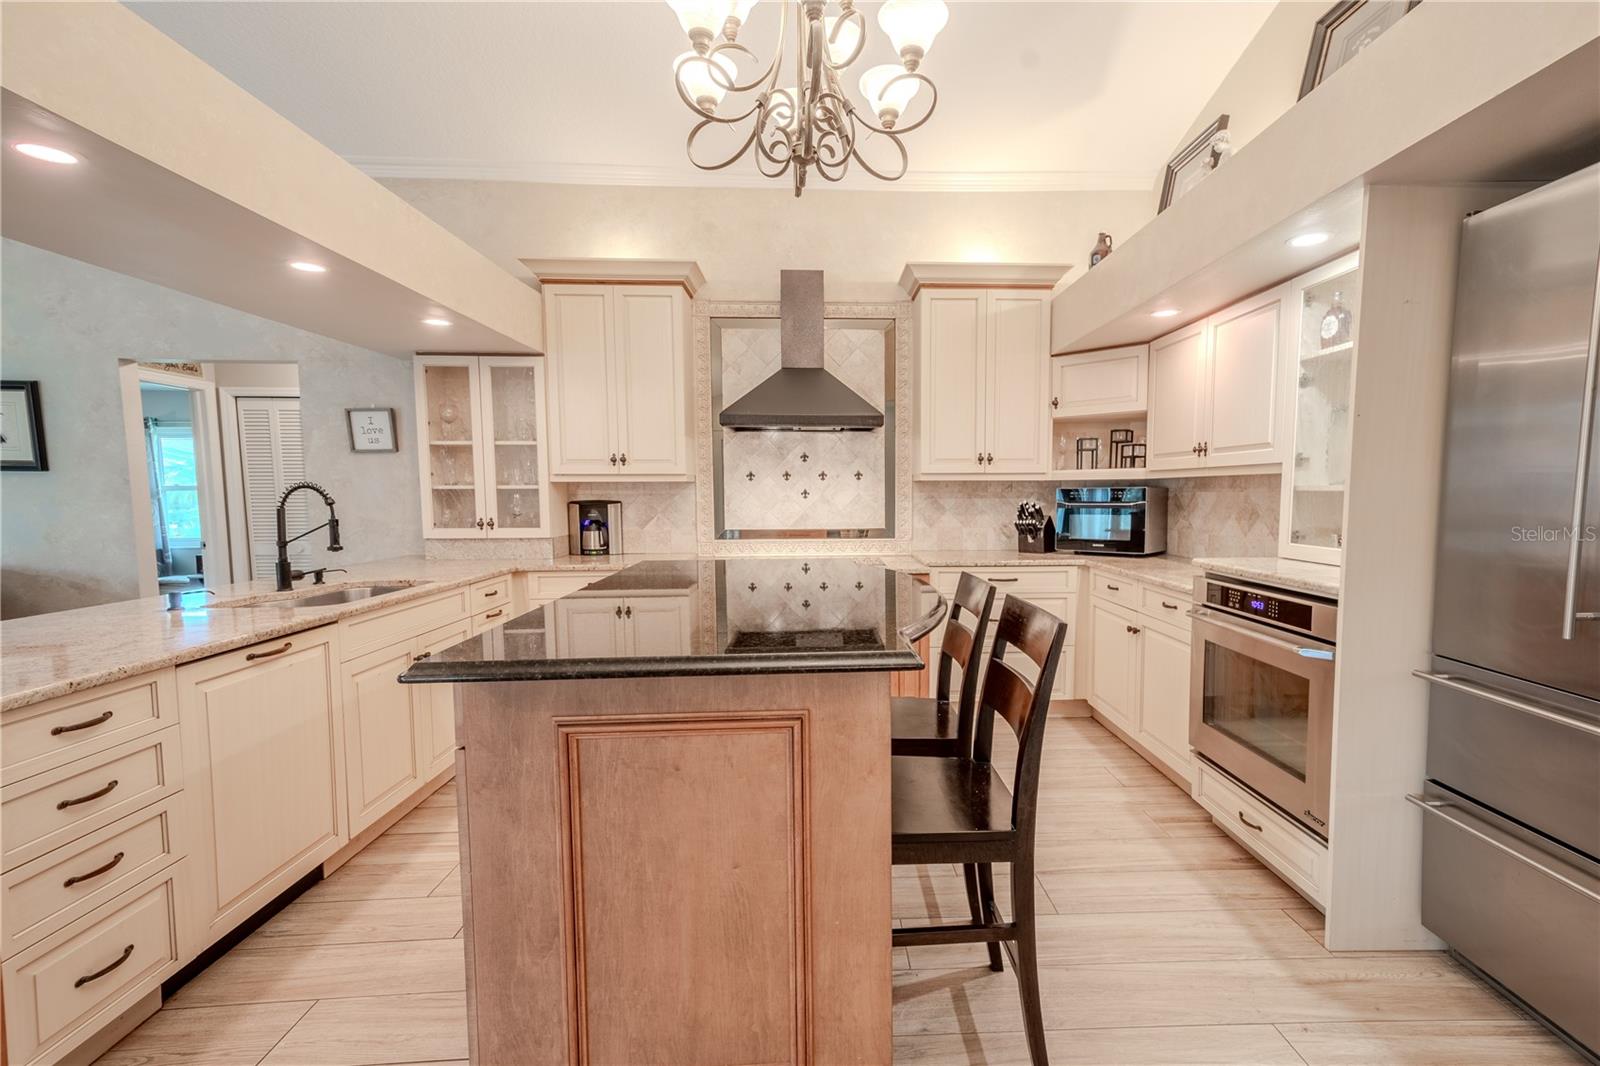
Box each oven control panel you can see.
[1206,582,1315,631]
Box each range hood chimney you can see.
[718,270,885,431]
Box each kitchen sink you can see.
[289,584,413,607]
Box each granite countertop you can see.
[401,558,945,685]
[1194,556,1342,599]
[908,549,1202,595]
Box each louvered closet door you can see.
[235,397,309,580]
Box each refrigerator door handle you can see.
[1406,793,1600,904]
[1413,669,1600,738]
[1561,256,1600,640]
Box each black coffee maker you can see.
[568,500,623,556]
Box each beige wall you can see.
[381,179,1155,302]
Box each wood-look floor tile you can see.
[894,954,1521,1037]
[1038,866,1308,914]
[905,908,1325,970]
[1278,1020,1585,1064]
[429,865,461,897]
[417,786,456,809]
[1033,833,1256,875]
[1283,905,1326,947]
[301,861,459,903]
[893,868,1055,920]
[260,991,468,1066]
[894,1024,1305,1065]
[343,833,462,866]
[250,896,468,947]
[386,805,461,835]
[1103,759,1184,787]
[168,939,466,1008]
[95,1001,314,1065]
[1034,783,1193,808]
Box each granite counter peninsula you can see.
[401,558,945,1064]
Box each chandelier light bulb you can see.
[676,50,738,112]
[824,14,863,65]
[668,0,727,49]
[877,0,949,68]
[860,64,921,128]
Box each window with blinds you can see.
[235,396,310,580]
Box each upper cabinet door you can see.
[1147,321,1208,471]
[612,287,689,476]
[1206,284,1288,466]
[1051,345,1148,418]
[416,356,488,537]
[918,290,987,474]
[984,291,1051,474]
[546,287,618,477]
[478,357,551,537]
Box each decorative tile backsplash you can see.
[719,325,888,531]
[568,481,698,554]
[721,558,887,636]
[912,474,1281,558]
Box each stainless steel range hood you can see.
[718,270,885,431]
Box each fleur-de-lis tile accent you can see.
[818,471,828,481]
[800,488,810,499]
[855,581,864,591]
[782,471,792,481]
[801,563,811,574]
[819,582,829,591]
[784,582,793,592]
[748,582,758,592]
[801,599,811,608]
[854,470,864,481]
[745,471,755,481]
[799,452,809,463]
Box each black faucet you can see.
[276,481,343,591]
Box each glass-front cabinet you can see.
[415,354,558,538]
[1280,251,1360,564]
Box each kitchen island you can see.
[401,558,944,1066]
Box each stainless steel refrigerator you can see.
[1419,163,1600,1059]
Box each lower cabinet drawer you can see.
[472,604,512,635]
[340,587,471,662]
[470,576,512,613]
[1,728,183,873]
[1195,759,1328,906]
[2,795,185,959]
[1138,586,1191,626]
[3,864,184,1066]
[1091,570,1140,610]
[2,671,176,786]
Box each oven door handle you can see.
[1413,670,1600,738]
[1187,607,1335,662]
[1057,500,1145,509]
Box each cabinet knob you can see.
[486,517,496,530]
[1051,397,1059,409]
[1201,441,1209,456]
[977,453,985,465]
[1130,625,1142,635]
[624,605,632,619]
[476,517,486,530]
[610,454,618,466]
[620,453,627,466]
[986,452,994,465]
[615,605,623,618]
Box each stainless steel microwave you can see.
[1055,486,1168,555]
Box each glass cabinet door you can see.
[479,358,545,535]
[421,360,484,535]
[1283,253,1360,563]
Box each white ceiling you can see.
[127,1,1274,193]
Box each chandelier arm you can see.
[684,117,767,172]
[673,53,777,123]
[821,7,867,71]
[848,128,912,182]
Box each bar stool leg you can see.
[976,863,1004,972]
[961,863,1003,971]
[1011,857,1048,1065]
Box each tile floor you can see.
[97,716,1581,1066]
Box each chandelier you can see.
[666,0,949,197]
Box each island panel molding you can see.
[455,671,892,1066]
[560,713,809,1064]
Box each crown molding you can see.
[352,156,1158,194]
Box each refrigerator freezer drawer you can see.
[1422,662,1600,857]
[1416,786,1600,1054]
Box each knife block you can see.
[1016,516,1057,554]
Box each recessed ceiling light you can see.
[1287,231,1330,248]
[14,143,79,165]
[422,317,452,327]
[1151,308,1179,318]
[288,260,327,273]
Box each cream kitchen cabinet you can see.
[176,626,347,949]
[1087,598,1140,734]
[914,284,1055,478]
[542,283,693,480]
[1050,344,1148,418]
[415,355,558,539]
[924,567,1077,701]
[1086,577,1195,785]
[1147,284,1291,472]
[552,594,692,658]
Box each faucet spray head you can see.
[327,516,342,552]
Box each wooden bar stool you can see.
[891,572,996,758]
[891,595,1069,1066]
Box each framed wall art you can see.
[0,380,48,471]
[1158,114,1230,213]
[347,406,398,452]
[1301,1,1421,99]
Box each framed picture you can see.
[1158,114,1229,213]
[346,407,398,452]
[0,381,48,471]
[1300,1,1421,99]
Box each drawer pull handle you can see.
[74,944,134,988]
[245,641,293,661]
[1161,601,1179,610]
[64,851,126,888]
[483,589,499,597]
[1105,583,1120,591]
[990,577,1019,584]
[50,710,114,736]
[1237,811,1264,832]
[1412,670,1600,738]
[484,609,504,620]
[58,779,119,810]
